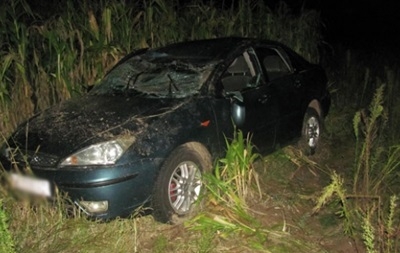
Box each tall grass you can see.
[187,131,263,237]
[352,85,387,195]
[186,130,287,250]
[319,30,400,252]
[188,130,333,251]
[314,86,400,252]
[325,45,400,143]
[0,0,323,140]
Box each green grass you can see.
[0,199,15,253]
[186,131,265,241]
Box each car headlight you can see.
[60,137,135,166]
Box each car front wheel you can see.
[299,107,321,155]
[152,142,212,224]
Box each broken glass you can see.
[91,50,217,98]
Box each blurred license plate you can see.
[10,173,52,197]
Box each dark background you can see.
[27,0,400,49]
[273,0,400,48]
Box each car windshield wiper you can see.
[167,74,179,96]
[126,71,144,91]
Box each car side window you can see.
[221,52,257,92]
[257,48,291,81]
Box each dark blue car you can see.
[0,37,330,223]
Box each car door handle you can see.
[258,94,270,104]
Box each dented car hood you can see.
[8,44,220,162]
[10,94,184,157]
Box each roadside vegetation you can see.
[1,0,399,252]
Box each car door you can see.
[254,46,306,141]
[220,49,280,153]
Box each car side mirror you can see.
[231,97,245,127]
[225,91,245,126]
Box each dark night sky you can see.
[283,0,400,47]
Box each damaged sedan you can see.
[0,37,330,222]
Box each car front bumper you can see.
[1,156,162,220]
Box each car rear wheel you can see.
[152,142,212,224]
[298,107,321,155]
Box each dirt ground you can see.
[256,149,362,253]
[245,143,362,252]
[133,134,365,253]
[245,127,364,252]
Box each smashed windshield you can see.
[91,50,217,98]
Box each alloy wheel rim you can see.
[306,116,320,148]
[168,161,202,214]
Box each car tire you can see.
[152,142,212,224]
[298,107,322,156]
